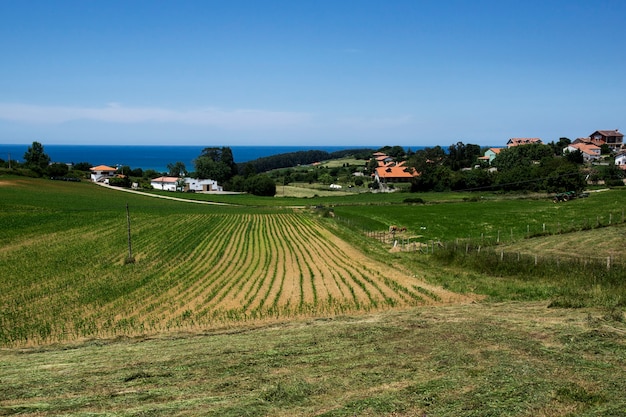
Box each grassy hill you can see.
[2,176,626,415]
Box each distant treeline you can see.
[238,148,375,173]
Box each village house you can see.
[506,138,543,147]
[373,161,419,183]
[150,176,180,191]
[480,147,503,164]
[589,130,623,151]
[564,143,601,162]
[615,151,626,169]
[89,165,117,182]
[184,178,222,192]
[150,176,223,192]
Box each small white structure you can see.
[150,176,180,191]
[150,176,223,192]
[615,152,626,167]
[184,178,222,192]
[329,183,342,189]
[90,165,117,182]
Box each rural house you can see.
[481,147,503,164]
[89,165,117,182]
[615,152,626,168]
[589,130,623,151]
[151,176,180,191]
[564,143,601,162]
[151,177,223,192]
[373,162,419,183]
[507,138,543,147]
[184,178,222,192]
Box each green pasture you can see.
[332,190,626,244]
[2,176,626,415]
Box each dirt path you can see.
[95,182,231,205]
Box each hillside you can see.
[2,176,626,415]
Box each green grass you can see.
[1,304,625,416]
[3,176,626,415]
[333,189,626,243]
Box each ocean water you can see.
[0,144,371,172]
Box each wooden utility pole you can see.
[126,203,134,263]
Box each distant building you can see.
[373,161,419,183]
[564,143,601,162]
[507,138,543,147]
[184,178,222,192]
[615,151,626,169]
[151,176,180,191]
[589,130,623,151]
[481,147,503,164]
[150,176,223,192]
[89,165,117,182]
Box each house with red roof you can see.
[564,143,601,162]
[89,165,117,182]
[480,147,504,164]
[507,138,543,147]
[373,161,419,183]
[589,130,623,151]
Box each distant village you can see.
[84,128,624,194]
[371,129,624,186]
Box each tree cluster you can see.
[408,142,589,193]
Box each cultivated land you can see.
[1,176,626,416]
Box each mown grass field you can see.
[2,176,626,416]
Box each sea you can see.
[0,144,379,172]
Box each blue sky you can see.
[1,0,624,147]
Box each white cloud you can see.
[0,103,312,130]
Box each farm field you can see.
[2,176,626,415]
[0,177,469,347]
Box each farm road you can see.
[95,182,231,205]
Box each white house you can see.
[184,178,222,192]
[150,176,180,191]
[615,152,626,168]
[151,177,223,192]
[90,165,117,182]
[564,143,601,162]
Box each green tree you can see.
[73,162,92,171]
[245,174,276,196]
[447,142,482,171]
[319,173,334,185]
[23,141,50,174]
[194,147,236,183]
[47,163,69,177]
[167,161,187,177]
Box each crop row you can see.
[0,211,435,346]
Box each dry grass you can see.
[2,302,625,416]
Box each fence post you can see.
[497,230,500,243]
[500,251,504,261]
[607,256,611,270]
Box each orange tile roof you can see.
[375,165,419,179]
[569,143,600,155]
[507,138,542,147]
[90,165,117,171]
[151,176,180,183]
